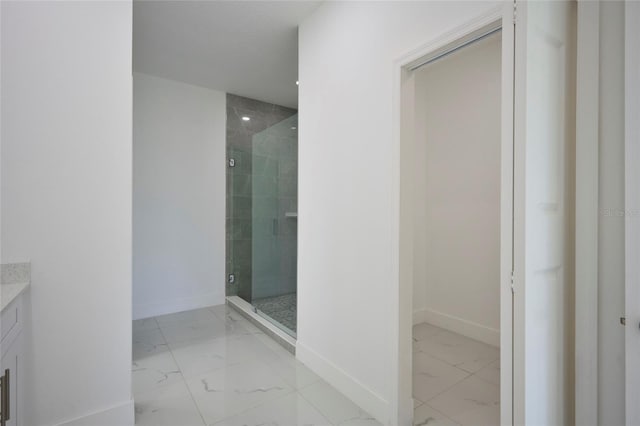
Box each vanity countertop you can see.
[1,282,29,312]
[1,262,31,312]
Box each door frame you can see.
[625,2,640,424]
[574,1,600,423]
[391,5,514,425]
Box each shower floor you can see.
[253,292,297,333]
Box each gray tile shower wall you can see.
[226,94,296,300]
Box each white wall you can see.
[412,33,501,346]
[133,73,226,319]
[297,2,500,424]
[1,2,133,425]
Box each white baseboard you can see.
[133,291,224,320]
[413,308,499,347]
[55,399,134,426]
[296,341,389,425]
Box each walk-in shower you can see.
[226,94,298,337]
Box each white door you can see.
[512,1,575,425]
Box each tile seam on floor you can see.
[413,324,499,348]
[469,359,500,386]
[415,402,462,426]
[135,308,375,426]
[133,317,160,332]
[412,369,470,405]
[412,326,499,426]
[207,389,300,426]
[412,351,473,402]
[414,334,496,348]
[132,329,180,398]
[158,318,224,330]
[294,372,322,391]
[412,350,472,375]
[206,386,297,425]
[164,314,296,386]
[157,320,209,426]
[208,305,229,323]
[169,353,247,382]
[172,336,299,425]
[469,371,500,387]
[422,375,499,426]
[294,387,341,426]
[413,347,496,375]
[176,343,289,388]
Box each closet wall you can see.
[412,33,501,346]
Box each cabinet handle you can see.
[0,368,9,426]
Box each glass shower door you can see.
[250,114,298,336]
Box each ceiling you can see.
[133,1,321,109]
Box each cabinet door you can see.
[1,337,20,426]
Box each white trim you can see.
[296,342,388,424]
[512,1,527,422]
[133,290,225,320]
[392,62,416,426]
[575,1,600,424]
[54,399,134,426]
[392,6,511,426]
[625,2,640,425]
[499,3,515,424]
[393,8,503,73]
[407,23,502,72]
[413,309,500,347]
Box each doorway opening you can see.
[225,95,299,339]
[396,14,513,425]
[395,3,579,425]
[409,29,502,425]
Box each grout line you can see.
[469,367,501,388]
[149,307,300,426]
[414,371,471,404]
[296,381,380,425]
[132,318,160,334]
[413,343,497,375]
[208,304,230,323]
[155,318,209,426]
[208,390,299,426]
[413,322,498,347]
[294,373,323,391]
[418,402,463,426]
[136,306,376,426]
[412,328,500,408]
[209,304,265,337]
[413,347,475,376]
[295,387,341,426]
[162,327,283,381]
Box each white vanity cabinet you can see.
[0,288,27,426]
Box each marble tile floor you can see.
[133,304,381,426]
[412,322,500,426]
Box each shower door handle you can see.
[272,219,278,236]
